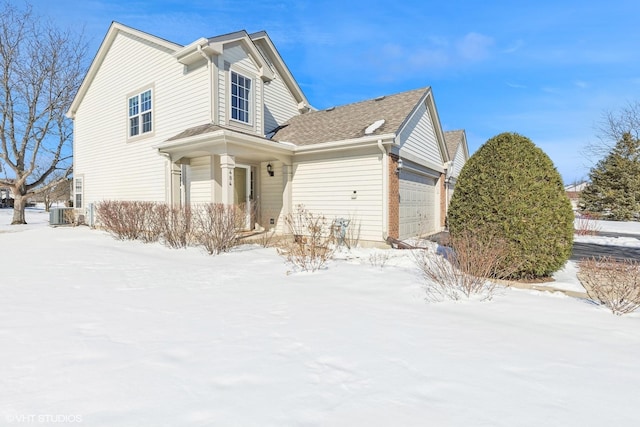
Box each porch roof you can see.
[156,124,294,163]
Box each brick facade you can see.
[439,173,446,228]
[388,153,400,239]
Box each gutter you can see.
[290,133,397,154]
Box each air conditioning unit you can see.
[49,207,73,226]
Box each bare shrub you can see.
[139,203,162,243]
[192,203,239,254]
[155,204,191,249]
[575,213,602,236]
[256,228,279,248]
[63,209,76,226]
[414,230,516,301]
[369,251,391,268]
[96,201,162,241]
[577,257,640,315]
[280,205,335,272]
[96,200,132,239]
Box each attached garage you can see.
[398,170,437,239]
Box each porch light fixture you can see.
[396,159,403,175]
[267,163,274,177]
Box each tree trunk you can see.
[11,193,27,224]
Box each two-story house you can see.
[67,22,468,243]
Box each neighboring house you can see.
[0,186,14,208]
[443,130,469,207]
[565,181,588,210]
[67,22,468,243]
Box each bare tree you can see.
[586,101,640,160]
[0,2,86,224]
[37,176,71,211]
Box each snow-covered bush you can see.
[280,205,335,272]
[577,256,640,315]
[447,132,574,279]
[415,230,515,301]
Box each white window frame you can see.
[230,71,252,125]
[128,87,153,138]
[74,176,83,209]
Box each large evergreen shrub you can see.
[580,132,640,221]
[447,132,574,279]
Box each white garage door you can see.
[399,171,436,239]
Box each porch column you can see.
[220,154,235,205]
[170,163,182,206]
[282,163,293,219]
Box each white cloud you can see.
[456,32,494,61]
[503,39,525,54]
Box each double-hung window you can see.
[128,89,153,137]
[231,72,251,124]
[74,176,83,209]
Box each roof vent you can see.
[374,95,386,101]
[365,119,385,135]
[325,106,335,111]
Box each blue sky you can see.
[37,0,640,183]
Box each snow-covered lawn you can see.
[1,208,639,426]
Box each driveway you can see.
[570,232,640,262]
[428,231,640,262]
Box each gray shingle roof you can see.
[167,123,224,141]
[166,123,269,142]
[443,130,465,159]
[271,87,430,146]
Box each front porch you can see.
[155,124,295,232]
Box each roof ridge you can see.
[312,86,430,114]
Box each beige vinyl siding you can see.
[452,143,466,178]
[398,102,442,167]
[291,149,383,242]
[73,31,210,207]
[259,161,285,232]
[188,156,213,203]
[216,56,226,126]
[263,74,300,134]
[218,43,262,134]
[254,42,301,133]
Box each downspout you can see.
[443,161,453,228]
[158,151,175,205]
[378,139,388,241]
[197,45,215,124]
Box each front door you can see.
[233,165,253,230]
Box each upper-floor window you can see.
[231,71,251,124]
[128,89,152,137]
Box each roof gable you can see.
[443,130,470,162]
[250,31,309,109]
[271,87,430,146]
[67,22,182,118]
[67,23,307,119]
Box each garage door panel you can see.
[399,171,436,239]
